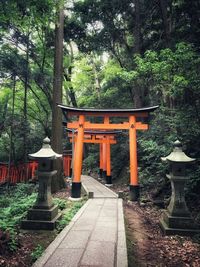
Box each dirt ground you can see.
[0,231,57,267]
[125,201,200,267]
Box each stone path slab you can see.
[33,176,128,267]
[81,175,118,198]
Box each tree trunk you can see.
[64,67,78,107]
[133,0,143,107]
[0,97,9,136]
[7,76,16,187]
[51,5,65,192]
[23,32,30,181]
[63,43,77,107]
[159,0,170,46]
[134,0,142,54]
[133,86,143,108]
[91,56,101,106]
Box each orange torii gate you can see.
[66,129,121,185]
[58,104,158,200]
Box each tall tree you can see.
[134,0,142,54]
[63,44,78,107]
[51,2,65,192]
[23,30,30,179]
[7,75,16,185]
[159,0,170,46]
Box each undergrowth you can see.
[0,184,37,253]
[53,198,67,210]
[56,199,86,232]
[0,183,86,257]
[31,244,44,262]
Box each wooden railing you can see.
[0,162,38,184]
[0,154,72,184]
[63,154,72,177]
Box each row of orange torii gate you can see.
[59,104,158,201]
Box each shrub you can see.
[31,244,44,262]
[56,201,85,232]
[0,183,37,252]
[53,198,67,210]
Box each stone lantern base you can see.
[160,210,200,235]
[21,205,61,230]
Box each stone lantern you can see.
[160,140,199,235]
[21,137,62,230]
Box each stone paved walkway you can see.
[33,175,128,267]
[81,175,118,198]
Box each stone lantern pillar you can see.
[160,140,199,235]
[21,137,62,230]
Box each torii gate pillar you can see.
[102,141,107,180]
[106,136,112,185]
[129,115,139,200]
[71,115,85,198]
[99,143,103,178]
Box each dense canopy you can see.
[0,0,200,204]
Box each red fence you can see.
[0,162,38,184]
[0,155,72,185]
[63,154,72,177]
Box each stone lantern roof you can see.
[29,137,62,160]
[161,140,195,163]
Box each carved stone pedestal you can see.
[21,170,61,230]
[21,205,61,230]
[160,211,199,235]
[160,175,199,235]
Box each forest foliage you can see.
[0,183,85,253]
[0,0,200,198]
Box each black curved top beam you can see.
[58,104,159,118]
